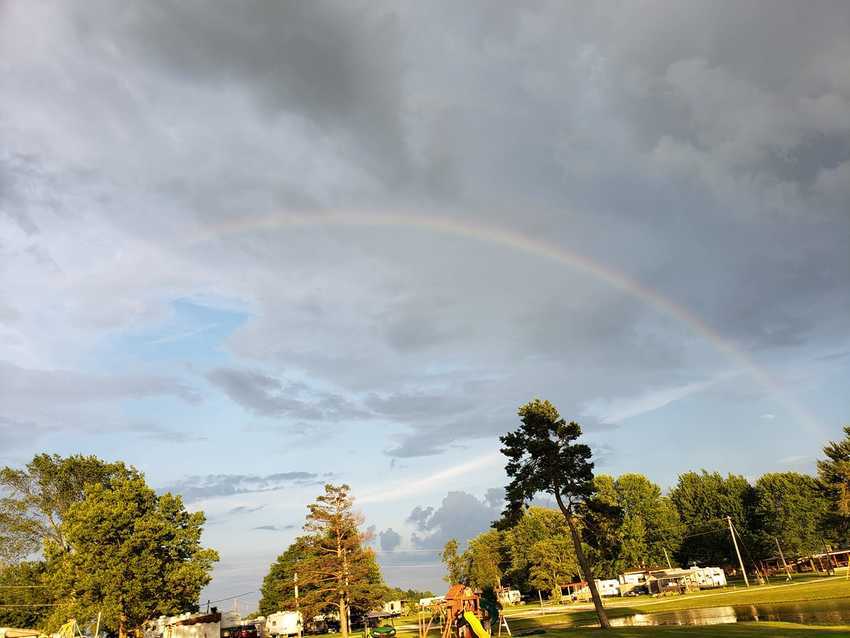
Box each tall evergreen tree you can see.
[500,399,610,629]
[298,484,384,638]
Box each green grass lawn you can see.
[336,623,850,638]
[331,575,850,638]
[500,575,850,629]
[538,622,850,637]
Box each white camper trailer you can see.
[595,579,621,597]
[143,611,221,638]
[265,612,302,638]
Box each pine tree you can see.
[298,485,384,638]
[500,399,610,629]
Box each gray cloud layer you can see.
[408,491,501,550]
[160,472,322,503]
[1,1,847,468]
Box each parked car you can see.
[222,625,259,638]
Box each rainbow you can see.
[194,209,823,435]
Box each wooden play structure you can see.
[418,585,509,638]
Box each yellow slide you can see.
[462,611,490,638]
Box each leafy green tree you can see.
[502,507,568,592]
[618,514,648,569]
[440,539,468,584]
[527,536,578,600]
[670,471,756,566]
[465,530,505,589]
[298,485,384,638]
[818,425,850,543]
[0,561,52,629]
[46,477,218,638]
[754,472,831,556]
[259,536,316,616]
[590,473,683,569]
[0,454,137,561]
[500,399,610,629]
[582,479,625,578]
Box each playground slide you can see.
[462,612,490,638]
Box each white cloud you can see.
[581,372,739,425]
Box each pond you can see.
[594,599,850,627]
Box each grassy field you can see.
[536,622,850,637]
[346,623,850,638]
[346,574,850,638]
[498,575,850,629]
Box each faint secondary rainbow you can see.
[194,210,822,435]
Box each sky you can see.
[1,0,849,611]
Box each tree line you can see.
[441,401,849,630]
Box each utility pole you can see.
[727,516,749,587]
[663,548,673,569]
[774,537,792,581]
[294,571,300,611]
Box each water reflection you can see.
[599,599,850,627]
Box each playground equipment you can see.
[417,585,509,638]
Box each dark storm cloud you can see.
[161,471,321,502]
[207,367,368,421]
[483,487,504,510]
[379,528,402,552]
[66,1,407,182]
[408,491,500,550]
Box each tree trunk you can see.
[339,596,349,638]
[553,492,610,630]
[118,614,127,638]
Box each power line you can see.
[679,526,727,540]
[207,591,258,605]
[0,585,50,588]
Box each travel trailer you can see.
[265,612,303,638]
